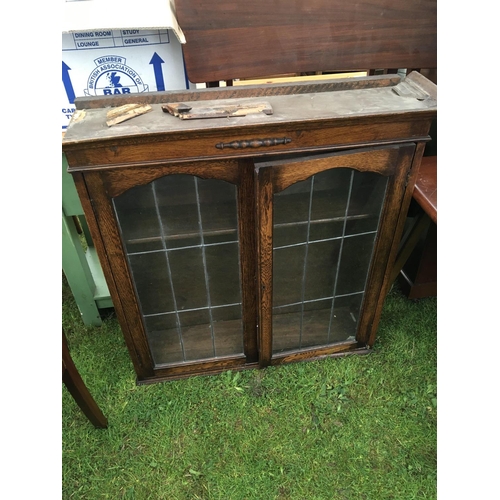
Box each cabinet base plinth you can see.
[135,345,370,384]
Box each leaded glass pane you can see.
[113,175,244,367]
[272,168,388,354]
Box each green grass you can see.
[63,277,436,500]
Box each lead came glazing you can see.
[113,175,244,366]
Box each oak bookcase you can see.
[63,72,436,383]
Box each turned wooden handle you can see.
[215,137,292,150]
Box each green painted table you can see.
[62,153,113,325]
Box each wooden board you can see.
[175,0,437,82]
[162,101,273,119]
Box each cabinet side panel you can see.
[356,143,418,345]
[364,141,427,346]
[72,172,155,379]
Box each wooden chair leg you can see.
[62,331,108,428]
[390,211,432,284]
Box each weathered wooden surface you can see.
[64,73,436,145]
[175,0,437,82]
[106,104,152,127]
[162,101,273,120]
[63,74,436,175]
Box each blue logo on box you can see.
[85,55,149,96]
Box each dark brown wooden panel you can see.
[176,0,437,82]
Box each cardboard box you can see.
[62,0,189,130]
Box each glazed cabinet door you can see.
[255,144,416,366]
[81,160,258,382]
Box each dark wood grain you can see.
[271,341,366,366]
[64,118,432,172]
[139,358,257,384]
[365,141,427,346]
[176,0,436,82]
[256,166,274,368]
[102,159,240,198]
[266,146,400,192]
[237,159,259,363]
[355,144,416,345]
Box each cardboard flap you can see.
[62,0,186,43]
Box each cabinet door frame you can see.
[255,143,417,367]
[78,158,259,382]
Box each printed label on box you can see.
[62,29,189,129]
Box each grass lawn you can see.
[63,277,437,500]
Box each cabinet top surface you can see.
[63,73,436,146]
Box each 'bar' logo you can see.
[84,55,149,96]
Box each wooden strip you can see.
[234,72,368,86]
[140,356,250,383]
[237,159,259,363]
[271,341,364,365]
[162,101,273,120]
[106,104,152,126]
[74,74,401,109]
[256,166,274,367]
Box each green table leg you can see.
[62,209,103,326]
[62,152,113,325]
